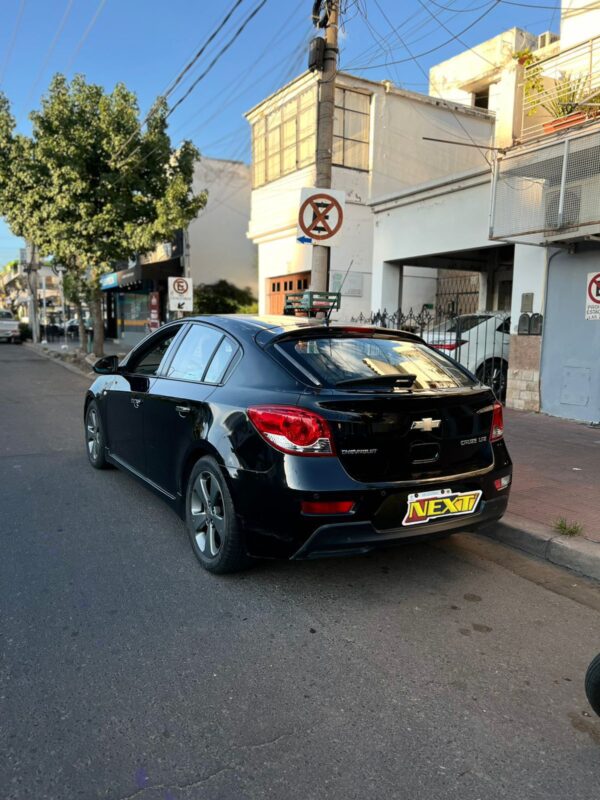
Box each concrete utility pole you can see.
[312,0,339,293]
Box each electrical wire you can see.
[347,1,501,71]
[19,0,75,112]
[113,1,248,164]
[0,0,27,86]
[368,0,494,165]
[416,0,498,67]
[65,0,108,71]
[166,0,269,120]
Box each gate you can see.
[350,280,510,401]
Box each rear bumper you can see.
[291,495,508,559]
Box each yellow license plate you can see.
[402,489,482,526]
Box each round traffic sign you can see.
[173,277,189,294]
[588,272,600,305]
[298,193,344,241]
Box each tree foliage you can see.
[0,74,207,353]
[193,280,257,315]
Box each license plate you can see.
[402,488,482,527]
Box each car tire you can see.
[85,400,110,470]
[476,359,508,403]
[185,456,251,575]
[585,652,600,717]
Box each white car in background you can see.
[424,312,510,399]
[0,310,20,343]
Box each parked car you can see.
[0,310,21,343]
[66,317,93,337]
[84,316,512,574]
[423,312,510,399]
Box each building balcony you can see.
[490,125,600,243]
[519,36,600,145]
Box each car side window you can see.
[165,324,223,382]
[129,328,181,376]
[496,317,511,334]
[204,337,238,384]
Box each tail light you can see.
[301,500,354,515]
[489,402,504,442]
[247,405,335,456]
[433,340,467,352]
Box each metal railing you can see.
[521,36,600,143]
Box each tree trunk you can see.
[75,298,88,354]
[90,286,105,357]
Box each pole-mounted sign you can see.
[168,276,193,312]
[297,187,345,247]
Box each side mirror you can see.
[93,355,119,375]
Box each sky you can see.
[0,0,566,261]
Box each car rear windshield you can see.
[277,335,475,391]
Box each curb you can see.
[481,513,600,582]
[24,342,94,380]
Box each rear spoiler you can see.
[255,324,424,349]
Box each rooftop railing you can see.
[520,36,600,143]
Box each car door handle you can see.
[131,398,143,408]
[176,405,191,417]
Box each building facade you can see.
[246,71,494,318]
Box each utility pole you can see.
[312,0,339,293]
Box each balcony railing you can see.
[520,36,600,143]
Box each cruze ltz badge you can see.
[402,488,483,526]
[411,417,441,432]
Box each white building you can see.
[245,71,494,318]
[369,0,600,423]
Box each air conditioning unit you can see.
[544,185,581,231]
[537,31,559,50]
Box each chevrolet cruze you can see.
[84,316,512,573]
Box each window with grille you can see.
[333,88,370,171]
[251,87,317,187]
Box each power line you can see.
[166,0,269,120]
[114,0,253,163]
[416,0,498,67]
[20,0,75,112]
[162,0,245,100]
[0,0,27,86]
[369,0,493,166]
[65,0,108,71]
[347,1,500,71]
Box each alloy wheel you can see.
[190,471,225,558]
[87,408,101,462]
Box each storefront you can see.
[100,245,185,346]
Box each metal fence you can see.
[351,300,510,401]
[490,126,600,242]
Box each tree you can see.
[193,280,257,315]
[0,75,206,355]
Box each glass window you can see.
[333,88,370,171]
[204,337,238,384]
[130,328,181,376]
[278,336,473,391]
[166,325,222,382]
[250,87,317,187]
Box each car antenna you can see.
[324,259,353,326]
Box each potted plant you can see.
[541,73,594,133]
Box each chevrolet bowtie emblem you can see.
[411,417,441,432]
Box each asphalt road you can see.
[2,345,600,800]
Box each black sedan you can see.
[84,316,512,573]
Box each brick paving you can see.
[504,409,600,542]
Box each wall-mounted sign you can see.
[585,272,600,320]
[330,270,364,297]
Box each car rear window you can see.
[277,335,475,390]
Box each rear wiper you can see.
[335,374,417,389]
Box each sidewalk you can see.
[485,408,600,580]
[38,337,130,358]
